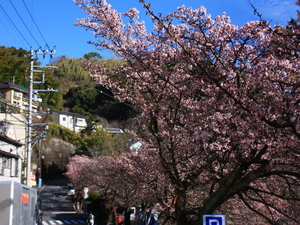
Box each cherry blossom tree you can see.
[72,0,300,224]
[65,152,167,223]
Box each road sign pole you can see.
[83,187,89,217]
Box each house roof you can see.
[0,134,23,147]
[0,149,20,158]
[104,128,124,133]
[52,110,86,118]
[0,82,28,93]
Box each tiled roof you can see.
[0,134,23,147]
[0,82,28,93]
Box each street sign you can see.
[203,214,225,225]
[84,187,89,199]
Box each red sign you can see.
[30,175,36,181]
[21,193,29,204]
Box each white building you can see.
[0,113,26,182]
[52,110,87,133]
[0,134,23,182]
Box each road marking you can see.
[42,220,86,224]
[52,211,77,214]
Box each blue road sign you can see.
[203,214,225,225]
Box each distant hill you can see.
[0,46,136,123]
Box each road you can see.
[39,178,87,225]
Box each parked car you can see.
[67,183,75,196]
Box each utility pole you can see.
[26,48,55,186]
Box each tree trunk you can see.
[174,187,187,225]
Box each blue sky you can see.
[0,0,298,64]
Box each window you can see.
[0,156,9,175]
[62,117,66,121]
[14,91,21,99]
[10,158,18,177]
[14,158,18,177]
[23,104,29,111]
[13,102,20,107]
[3,156,9,168]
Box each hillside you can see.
[0,46,137,124]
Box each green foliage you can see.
[77,127,129,156]
[48,123,81,145]
[97,58,126,68]
[83,115,102,133]
[86,191,110,223]
[35,70,64,109]
[48,121,128,157]
[64,83,137,121]
[0,46,30,86]
[0,46,64,109]
[0,45,136,159]
[51,56,91,81]
[83,52,102,60]
[64,83,97,115]
[21,161,27,184]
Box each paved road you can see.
[39,179,87,225]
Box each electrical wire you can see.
[22,0,48,47]
[95,88,134,108]
[0,4,31,48]
[9,0,40,47]
[0,17,22,47]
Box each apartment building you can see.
[0,82,39,114]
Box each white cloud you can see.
[248,0,297,24]
[227,0,297,24]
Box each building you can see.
[0,134,23,182]
[0,113,26,183]
[0,82,39,114]
[104,127,124,134]
[52,110,87,133]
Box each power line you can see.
[0,17,21,47]
[95,88,134,108]
[0,4,31,48]
[22,0,48,47]
[9,0,40,47]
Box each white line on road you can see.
[52,211,77,214]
